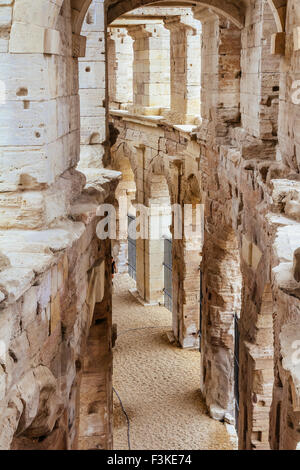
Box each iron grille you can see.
[128,215,136,281]
[163,237,173,312]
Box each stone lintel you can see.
[126,23,168,40]
[72,33,87,58]
[164,15,201,35]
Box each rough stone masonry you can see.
[0,0,300,451]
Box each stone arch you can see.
[106,0,246,28]
[71,0,94,34]
[266,0,287,32]
[145,154,175,206]
[107,0,286,33]
[110,142,138,267]
[135,154,173,305]
[111,142,138,182]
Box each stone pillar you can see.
[0,0,85,230]
[201,221,242,422]
[240,0,280,140]
[163,15,201,125]
[78,0,107,170]
[127,24,170,116]
[193,7,241,140]
[180,204,202,348]
[107,27,133,110]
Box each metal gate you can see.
[163,238,172,312]
[128,215,136,281]
[234,313,240,431]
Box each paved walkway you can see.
[112,273,236,450]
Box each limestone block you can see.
[44,28,61,55]
[293,27,300,52]
[79,144,105,169]
[0,394,23,450]
[242,235,252,266]
[209,404,225,421]
[79,89,106,116]
[80,116,106,144]
[0,5,11,28]
[16,371,40,434]
[293,248,300,282]
[10,24,61,55]
[6,252,53,274]
[21,287,38,330]
[13,0,62,29]
[27,365,63,438]
[252,243,262,270]
[79,61,106,89]
[0,267,35,304]
[0,99,57,146]
[0,146,55,192]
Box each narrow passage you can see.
[112,274,235,450]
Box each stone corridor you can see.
[112,274,235,450]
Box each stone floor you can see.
[112,273,236,450]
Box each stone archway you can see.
[106,0,246,27]
[111,142,138,274]
[142,156,174,305]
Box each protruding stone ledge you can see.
[72,33,87,58]
[9,24,61,54]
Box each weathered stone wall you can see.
[0,197,115,449]
[79,0,108,172]
[110,110,202,348]
[1,0,299,452]
[0,0,116,450]
[108,0,300,451]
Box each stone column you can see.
[240,0,280,140]
[193,7,241,140]
[163,15,201,125]
[0,0,86,230]
[127,24,170,116]
[107,27,133,110]
[179,205,202,348]
[78,0,108,171]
